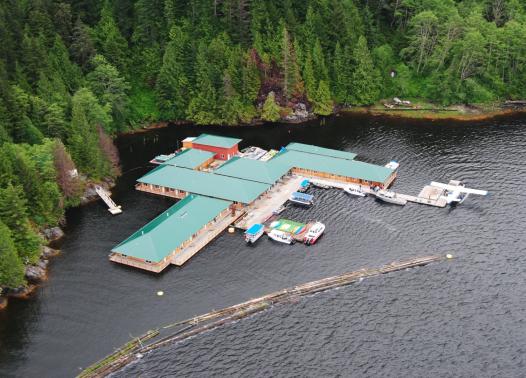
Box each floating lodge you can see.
[110,134,397,272]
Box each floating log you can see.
[79,254,448,378]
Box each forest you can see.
[1,0,526,288]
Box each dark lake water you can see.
[1,113,525,377]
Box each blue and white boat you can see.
[289,192,314,206]
[244,223,265,244]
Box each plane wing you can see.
[430,182,488,196]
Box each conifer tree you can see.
[0,184,41,263]
[303,52,316,102]
[157,25,191,120]
[332,42,352,104]
[350,36,380,105]
[0,220,26,288]
[95,0,129,71]
[313,80,333,115]
[261,91,281,122]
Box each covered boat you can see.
[244,223,264,244]
[289,192,314,206]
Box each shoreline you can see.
[0,178,117,311]
[341,104,526,122]
[122,103,525,137]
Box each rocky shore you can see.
[0,178,116,310]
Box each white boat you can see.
[268,229,295,244]
[272,205,286,215]
[374,189,407,205]
[244,223,264,244]
[385,160,400,170]
[311,181,330,189]
[304,222,325,245]
[343,186,365,197]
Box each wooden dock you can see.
[95,186,122,215]
[395,185,447,208]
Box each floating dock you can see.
[111,135,444,272]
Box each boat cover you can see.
[245,223,264,235]
[291,192,314,201]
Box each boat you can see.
[343,185,365,197]
[298,179,310,192]
[385,160,400,170]
[373,189,407,205]
[272,205,286,215]
[311,181,330,189]
[304,222,325,245]
[289,192,314,206]
[268,229,295,244]
[149,153,176,164]
[244,223,265,244]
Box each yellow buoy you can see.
[157,290,164,296]
[228,227,235,233]
[446,254,453,259]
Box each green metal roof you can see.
[214,156,290,184]
[161,148,214,169]
[285,142,357,161]
[112,195,231,262]
[192,134,242,149]
[270,150,393,184]
[138,165,270,203]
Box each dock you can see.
[395,185,447,207]
[234,175,305,230]
[95,186,122,215]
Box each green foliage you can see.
[0,184,41,263]
[313,80,333,115]
[0,220,26,288]
[261,92,281,122]
[350,36,381,105]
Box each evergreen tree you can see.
[157,25,191,120]
[313,80,333,115]
[350,36,380,105]
[332,42,352,104]
[0,184,41,263]
[261,91,281,122]
[70,17,96,71]
[94,0,129,71]
[87,55,130,131]
[0,220,26,288]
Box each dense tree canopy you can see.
[1,0,526,287]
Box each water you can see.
[1,114,525,377]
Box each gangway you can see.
[95,186,122,215]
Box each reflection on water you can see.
[1,114,525,377]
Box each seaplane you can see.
[431,180,488,206]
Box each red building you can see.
[187,134,242,160]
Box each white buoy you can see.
[228,227,235,233]
[157,290,164,296]
[446,254,453,259]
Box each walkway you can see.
[171,210,245,266]
[234,175,305,230]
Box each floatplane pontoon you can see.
[430,180,488,206]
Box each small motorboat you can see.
[244,223,264,244]
[373,189,407,206]
[385,160,400,170]
[289,192,314,206]
[311,181,330,189]
[298,179,310,192]
[268,229,295,244]
[304,222,325,245]
[272,205,286,215]
[343,186,365,197]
